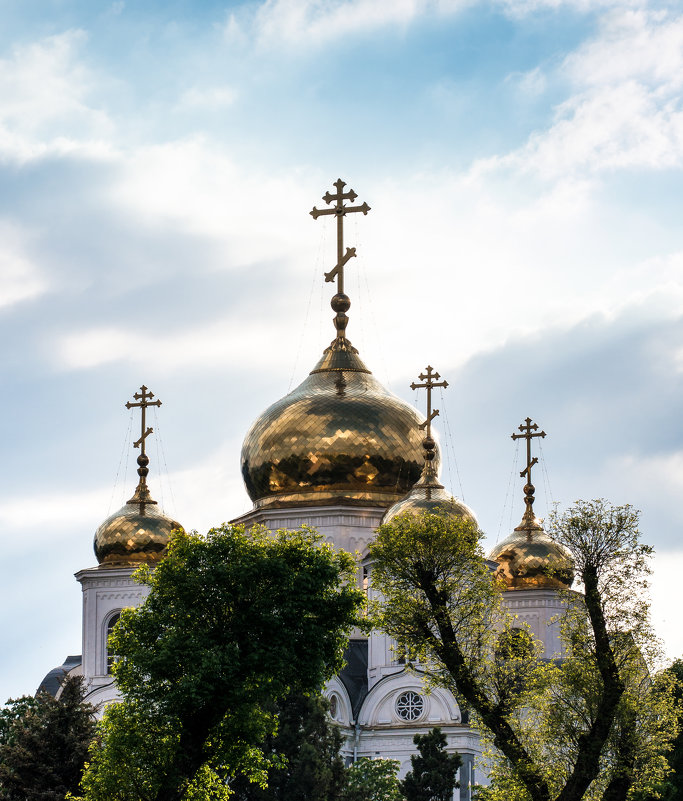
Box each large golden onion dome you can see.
[241,334,433,510]
[95,386,183,568]
[242,179,438,511]
[488,418,573,589]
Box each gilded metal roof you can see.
[488,516,574,590]
[382,462,476,525]
[490,417,573,590]
[94,498,182,568]
[241,336,436,510]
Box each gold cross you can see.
[511,417,546,522]
[310,178,370,295]
[410,366,448,441]
[511,417,546,484]
[125,385,162,458]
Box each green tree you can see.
[342,758,404,801]
[369,501,678,801]
[77,524,363,801]
[0,675,96,801]
[644,659,683,801]
[400,728,461,801]
[229,691,346,801]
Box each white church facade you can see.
[39,180,574,797]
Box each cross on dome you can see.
[511,416,546,528]
[410,366,448,446]
[125,385,162,512]
[310,179,370,339]
[410,365,448,500]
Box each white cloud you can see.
[650,550,683,661]
[252,0,424,45]
[0,30,113,163]
[224,0,649,51]
[176,86,237,111]
[0,223,47,309]
[0,487,107,534]
[225,0,475,49]
[56,315,288,373]
[505,66,548,97]
[107,137,315,262]
[496,0,645,17]
[478,8,683,179]
[564,8,683,90]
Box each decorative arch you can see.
[324,676,353,727]
[357,670,461,728]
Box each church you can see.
[39,180,574,797]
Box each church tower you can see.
[237,179,426,553]
[488,418,574,657]
[74,386,183,709]
[234,181,480,794]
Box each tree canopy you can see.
[400,727,460,801]
[77,523,364,801]
[369,501,679,801]
[341,758,403,801]
[0,675,96,801]
[229,691,346,801]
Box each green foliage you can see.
[78,523,364,801]
[229,692,346,801]
[400,728,461,801]
[341,758,404,801]
[0,675,96,801]
[0,695,40,747]
[369,503,678,801]
[648,659,683,801]
[74,699,185,801]
[368,510,501,674]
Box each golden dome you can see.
[96,385,182,568]
[382,461,476,525]
[241,336,434,510]
[94,495,182,568]
[488,510,574,590]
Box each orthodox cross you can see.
[511,417,546,523]
[512,417,545,484]
[125,385,162,509]
[126,385,162,456]
[410,365,448,451]
[310,179,370,296]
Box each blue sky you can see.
[2,0,683,701]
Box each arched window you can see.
[106,613,121,675]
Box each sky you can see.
[1,0,683,702]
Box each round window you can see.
[395,690,424,721]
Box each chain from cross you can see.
[511,416,546,486]
[310,179,370,295]
[410,366,449,441]
[125,385,162,456]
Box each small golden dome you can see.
[241,337,434,510]
[488,511,574,590]
[94,485,182,568]
[382,461,476,525]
